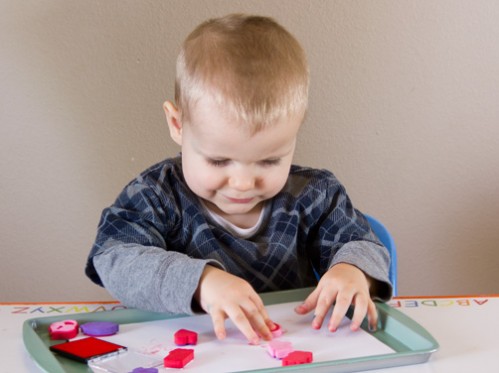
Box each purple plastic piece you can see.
[130,368,158,373]
[80,321,119,336]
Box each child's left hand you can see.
[294,263,377,332]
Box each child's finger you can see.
[312,290,337,330]
[249,293,274,341]
[243,295,273,341]
[210,309,228,340]
[248,314,273,341]
[225,304,260,345]
[294,287,320,315]
[367,299,378,331]
[327,292,353,332]
[349,294,369,331]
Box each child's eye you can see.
[207,159,229,167]
[260,159,281,167]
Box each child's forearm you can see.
[92,245,217,314]
[328,241,392,300]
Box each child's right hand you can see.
[194,265,275,345]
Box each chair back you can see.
[365,214,398,296]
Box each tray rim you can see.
[23,287,439,373]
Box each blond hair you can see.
[175,14,309,133]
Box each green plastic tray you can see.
[23,288,438,372]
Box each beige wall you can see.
[1,0,498,302]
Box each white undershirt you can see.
[204,203,267,239]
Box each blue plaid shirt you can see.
[86,156,391,314]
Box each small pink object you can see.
[164,348,194,368]
[282,350,313,366]
[174,329,198,345]
[267,340,293,359]
[80,321,119,336]
[270,323,283,338]
[49,320,79,340]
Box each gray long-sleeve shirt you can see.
[86,157,392,315]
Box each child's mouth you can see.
[226,196,254,204]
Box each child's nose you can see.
[229,171,255,191]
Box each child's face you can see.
[165,96,303,227]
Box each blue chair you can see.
[364,214,398,296]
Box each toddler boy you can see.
[86,14,392,345]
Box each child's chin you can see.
[222,203,260,215]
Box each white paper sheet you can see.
[90,301,394,372]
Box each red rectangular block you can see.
[282,350,313,366]
[164,348,194,368]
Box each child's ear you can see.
[163,101,182,145]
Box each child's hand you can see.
[194,265,274,344]
[294,263,377,332]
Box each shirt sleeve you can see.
[329,239,392,301]
[85,175,223,315]
[306,172,393,301]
